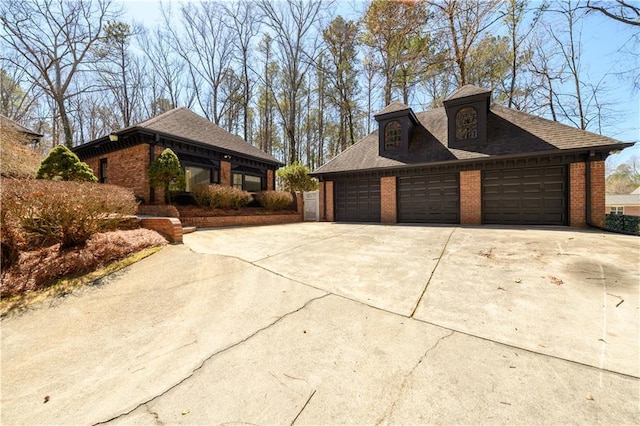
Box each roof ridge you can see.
[137,107,188,128]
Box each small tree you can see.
[36,145,97,182]
[276,162,318,193]
[147,148,185,204]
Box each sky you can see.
[119,0,639,168]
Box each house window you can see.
[232,172,243,189]
[185,166,215,192]
[384,120,402,150]
[456,106,478,141]
[99,158,107,184]
[244,175,262,192]
[610,206,624,215]
[232,172,262,192]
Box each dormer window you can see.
[385,120,402,150]
[456,106,478,141]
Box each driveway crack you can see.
[376,330,455,425]
[92,293,330,426]
[409,228,456,318]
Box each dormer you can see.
[374,101,419,158]
[443,85,491,148]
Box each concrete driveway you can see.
[1,223,638,424]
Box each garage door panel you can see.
[482,166,567,225]
[335,178,380,222]
[398,173,460,224]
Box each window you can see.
[232,172,263,192]
[185,166,213,192]
[99,158,107,184]
[610,206,624,215]
[455,106,478,141]
[384,120,402,150]
[244,175,262,192]
[232,172,243,189]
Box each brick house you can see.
[606,188,640,217]
[73,108,282,204]
[311,85,633,228]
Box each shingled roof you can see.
[119,107,280,164]
[312,104,630,175]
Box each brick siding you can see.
[221,160,231,186]
[267,169,274,190]
[459,170,482,225]
[180,213,302,228]
[590,160,606,227]
[319,181,334,222]
[84,143,152,202]
[380,176,397,223]
[569,162,586,227]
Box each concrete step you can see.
[182,226,197,234]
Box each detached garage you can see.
[312,85,632,228]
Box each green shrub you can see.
[36,145,97,182]
[1,179,137,251]
[190,184,251,209]
[256,191,294,211]
[605,214,640,235]
[148,148,185,204]
[276,162,318,192]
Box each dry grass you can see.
[1,229,167,301]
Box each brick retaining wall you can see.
[180,213,302,228]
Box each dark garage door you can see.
[398,173,460,223]
[482,166,567,225]
[335,177,381,222]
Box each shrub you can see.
[190,184,251,209]
[256,191,294,211]
[148,148,185,204]
[1,179,137,251]
[36,145,97,182]
[605,214,640,235]
[277,162,318,192]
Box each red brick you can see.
[460,170,481,225]
[319,181,334,221]
[220,160,231,186]
[180,213,301,228]
[380,176,397,223]
[569,162,586,227]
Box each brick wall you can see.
[267,169,274,190]
[623,206,640,217]
[318,181,334,222]
[221,160,231,186]
[590,160,606,227]
[569,162,586,227]
[85,143,152,202]
[459,170,481,225]
[380,176,397,223]
[180,213,302,228]
[140,217,183,243]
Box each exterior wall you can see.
[569,162,586,227]
[459,170,482,225]
[221,160,231,186]
[319,181,335,222]
[590,160,606,227]
[623,206,640,216]
[380,176,397,223]
[267,169,275,190]
[181,213,301,228]
[84,143,152,203]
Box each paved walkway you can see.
[1,223,638,424]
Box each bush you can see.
[605,214,640,235]
[1,179,138,254]
[277,162,318,192]
[36,145,97,182]
[148,148,185,204]
[256,191,294,211]
[190,184,252,209]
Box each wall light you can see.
[109,132,119,142]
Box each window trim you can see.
[610,206,624,215]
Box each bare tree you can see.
[0,0,120,147]
[585,0,640,26]
[258,0,327,165]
